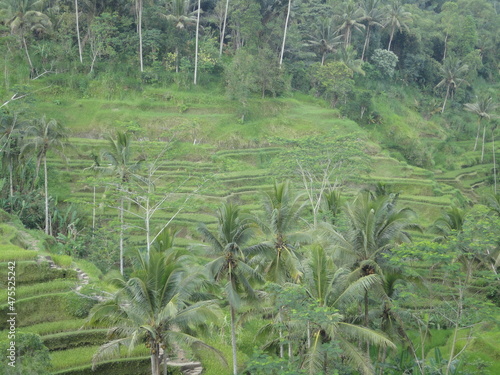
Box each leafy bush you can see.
[371,49,399,78]
[0,333,52,375]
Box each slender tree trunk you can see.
[441,85,450,113]
[219,0,229,56]
[23,37,35,77]
[443,33,448,60]
[364,290,370,355]
[92,185,96,234]
[279,0,292,67]
[279,307,284,358]
[474,118,481,151]
[151,346,161,375]
[119,196,124,275]
[43,156,50,235]
[307,321,311,349]
[8,163,13,199]
[194,0,201,85]
[138,0,144,72]
[361,25,371,61]
[387,27,395,51]
[230,304,238,375]
[75,0,83,63]
[481,123,487,162]
[146,195,151,256]
[321,51,325,66]
[493,128,497,195]
[175,46,179,73]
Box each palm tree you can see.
[464,96,498,161]
[101,131,141,275]
[252,180,308,284]
[0,0,52,76]
[162,0,196,73]
[88,246,223,375]
[384,0,411,52]
[428,206,465,242]
[299,245,395,374]
[198,203,264,375]
[279,0,292,66]
[0,113,25,199]
[218,0,229,56]
[335,0,365,48]
[359,0,384,61]
[21,116,68,235]
[305,16,341,65]
[193,0,201,84]
[328,192,420,329]
[435,56,469,114]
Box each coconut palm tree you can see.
[384,0,411,52]
[335,0,365,48]
[162,0,196,73]
[252,180,308,284]
[0,113,25,199]
[21,116,68,235]
[193,0,201,84]
[327,192,420,330]
[305,16,342,65]
[218,0,230,56]
[88,245,223,375]
[0,0,52,76]
[436,56,469,114]
[299,245,395,374]
[359,0,384,61]
[428,206,466,242]
[279,0,292,66]
[198,203,264,375]
[464,96,498,161]
[101,131,141,275]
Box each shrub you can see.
[371,49,399,78]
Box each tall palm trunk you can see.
[441,84,451,113]
[493,128,497,195]
[361,25,371,61]
[219,0,229,56]
[138,0,144,72]
[75,0,83,63]
[279,0,292,67]
[230,304,238,375]
[474,118,482,151]
[481,124,487,162]
[119,196,124,275]
[194,0,201,84]
[387,26,395,51]
[23,37,35,77]
[43,155,50,235]
[150,342,161,375]
[8,163,14,199]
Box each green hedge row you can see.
[42,329,108,350]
